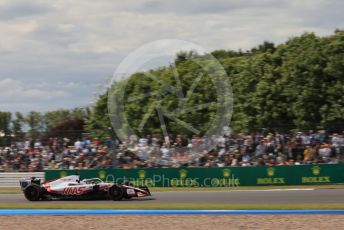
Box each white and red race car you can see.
[20,175,151,201]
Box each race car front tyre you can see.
[24,184,41,201]
[108,185,123,201]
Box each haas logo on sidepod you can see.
[63,187,85,195]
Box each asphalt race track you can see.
[0,189,343,204]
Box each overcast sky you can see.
[0,0,343,113]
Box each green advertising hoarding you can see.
[45,164,344,187]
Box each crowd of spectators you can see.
[0,130,343,172]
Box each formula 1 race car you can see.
[19,175,151,201]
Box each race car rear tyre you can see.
[24,184,41,201]
[108,185,123,201]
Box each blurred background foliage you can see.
[86,30,344,138]
[1,30,343,144]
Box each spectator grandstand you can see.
[0,130,343,172]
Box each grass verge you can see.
[150,184,344,192]
[0,187,21,194]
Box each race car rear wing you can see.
[19,177,41,190]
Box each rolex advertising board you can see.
[46,164,344,187]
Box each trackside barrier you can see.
[45,164,344,187]
[0,172,45,187]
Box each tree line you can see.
[86,30,344,139]
[1,30,343,144]
[0,108,88,146]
